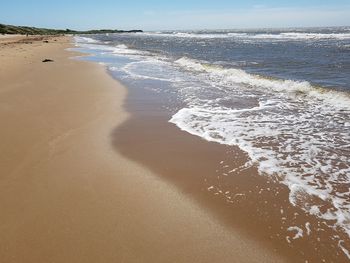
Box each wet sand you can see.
[0,36,286,262]
[111,74,350,262]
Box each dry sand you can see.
[0,36,285,262]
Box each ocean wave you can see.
[141,31,350,40]
[141,32,232,39]
[175,57,350,109]
[239,32,350,40]
[74,36,100,44]
[119,59,178,82]
[115,44,128,49]
[279,32,350,40]
[74,38,146,56]
[111,45,146,55]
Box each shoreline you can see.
[0,36,286,262]
[88,36,350,262]
[110,70,345,263]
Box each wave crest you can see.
[175,57,350,109]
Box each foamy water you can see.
[74,31,350,258]
[139,31,350,40]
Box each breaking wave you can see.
[174,57,350,109]
[170,58,350,240]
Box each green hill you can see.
[0,23,143,35]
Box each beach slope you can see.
[0,36,285,262]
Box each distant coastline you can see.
[0,23,143,35]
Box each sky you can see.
[1,0,350,31]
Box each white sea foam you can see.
[279,32,350,40]
[305,222,311,236]
[170,97,350,233]
[235,32,350,40]
[170,57,350,240]
[111,45,145,56]
[120,60,177,82]
[287,226,304,239]
[140,32,233,39]
[74,38,145,57]
[338,241,350,260]
[115,44,128,49]
[74,36,100,44]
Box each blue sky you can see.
[1,0,350,30]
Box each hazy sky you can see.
[1,0,350,30]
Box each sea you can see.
[73,27,350,260]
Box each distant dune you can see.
[0,23,143,35]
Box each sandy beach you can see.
[0,36,288,262]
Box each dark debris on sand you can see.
[42,59,54,63]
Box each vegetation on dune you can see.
[0,23,143,35]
